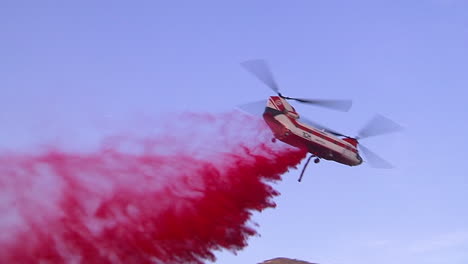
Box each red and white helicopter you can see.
[239,59,403,181]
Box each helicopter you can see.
[239,59,403,181]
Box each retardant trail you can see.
[0,112,307,264]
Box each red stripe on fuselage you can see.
[288,114,358,153]
[269,97,286,112]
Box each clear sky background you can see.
[1,1,468,263]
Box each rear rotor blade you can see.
[236,99,267,117]
[299,117,349,137]
[291,98,352,112]
[359,144,393,169]
[358,114,403,139]
[241,59,280,93]
[241,59,352,112]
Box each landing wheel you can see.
[314,158,320,164]
[271,138,277,143]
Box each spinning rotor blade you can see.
[241,59,352,112]
[236,99,267,116]
[299,117,349,137]
[290,98,352,112]
[241,59,280,93]
[358,114,403,139]
[359,144,394,169]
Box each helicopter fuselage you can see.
[263,96,363,166]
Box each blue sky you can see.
[1,1,468,263]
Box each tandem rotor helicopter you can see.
[239,59,403,181]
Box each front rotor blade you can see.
[359,144,393,169]
[358,114,403,139]
[241,59,280,93]
[299,117,348,137]
[236,99,267,117]
[292,98,352,112]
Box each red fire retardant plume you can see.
[0,112,306,264]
